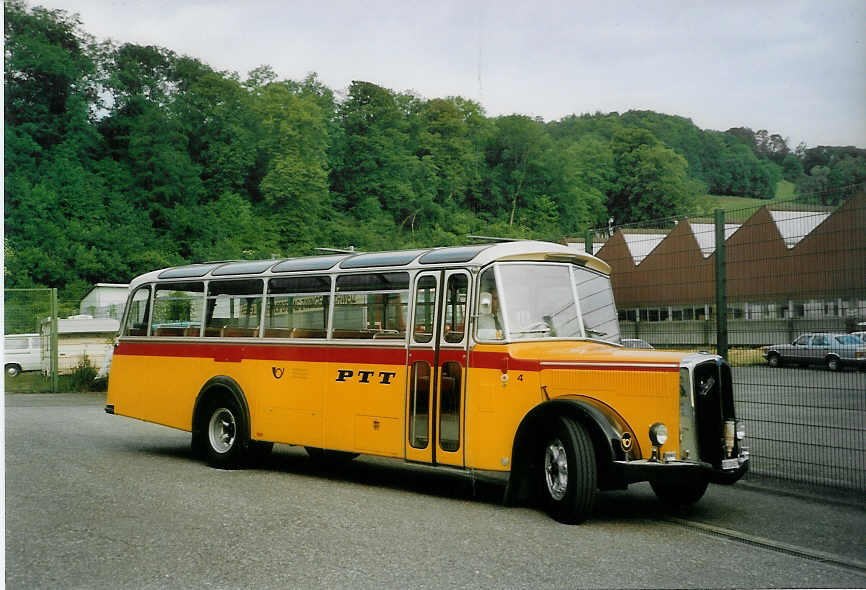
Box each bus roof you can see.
[130,241,610,287]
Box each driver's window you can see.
[812,335,827,346]
[794,335,810,346]
[123,286,151,336]
[476,268,503,341]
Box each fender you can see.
[504,395,639,505]
[191,376,251,442]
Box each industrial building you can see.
[568,194,866,346]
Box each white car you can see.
[5,334,43,377]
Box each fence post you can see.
[584,230,593,255]
[50,288,59,393]
[714,209,728,360]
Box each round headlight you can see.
[649,422,668,446]
[736,420,746,440]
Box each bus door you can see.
[405,270,470,467]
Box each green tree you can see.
[483,115,552,227]
[254,80,331,254]
[171,58,259,200]
[609,128,701,223]
[331,81,418,225]
[4,0,99,154]
[555,136,612,230]
[781,153,804,181]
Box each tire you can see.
[767,353,781,368]
[5,364,21,378]
[539,416,597,524]
[201,394,249,469]
[304,446,359,466]
[826,356,841,372]
[650,478,708,508]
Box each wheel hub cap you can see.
[545,439,568,501]
[208,408,236,454]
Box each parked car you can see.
[4,333,43,377]
[622,338,654,349]
[763,333,866,371]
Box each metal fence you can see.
[582,193,866,493]
[4,289,116,393]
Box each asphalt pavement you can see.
[5,392,866,589]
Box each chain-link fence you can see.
[4,289,118,393]
[579,192,866,493]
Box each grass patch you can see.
[655,346,767,367]
[776,179,795,198]
[4,363,108,393]
[4,371,53,393]
[695,180,797,219]
[727,348,768,367]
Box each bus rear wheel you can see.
[202,394,248,469]
[540,416,597,524]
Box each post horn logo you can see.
[272,367,284,379]
[620,432,633,453]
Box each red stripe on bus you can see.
[115,342,673,373]
[469,351,541,372]
[115,341,409,365]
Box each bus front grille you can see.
[693,360,736,467]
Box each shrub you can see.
[68,355,97,392]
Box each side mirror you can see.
[479,292,493,315]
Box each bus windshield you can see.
[482,263,620,343]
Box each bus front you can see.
[469,257,749,523]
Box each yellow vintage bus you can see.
[106,241,748,523]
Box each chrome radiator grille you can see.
[693,359,736,467]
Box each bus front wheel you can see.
[540,416,597,524]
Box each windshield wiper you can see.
[585,329,607,338]
[512,321,551,335]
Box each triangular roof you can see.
[621,232,668,265]
[688,223,741,257]
[768,210,831,248]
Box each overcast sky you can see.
[37,0,866,148]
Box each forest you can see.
[5,1,866,302]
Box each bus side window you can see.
[151,282,205,337]
[333,272,409,339]
[439,361,461,452]
[123,286,151,337]
[265,276,330,339]
[409,361,431,448]
[204,279,264,338]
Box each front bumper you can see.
[614,453,749,486]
